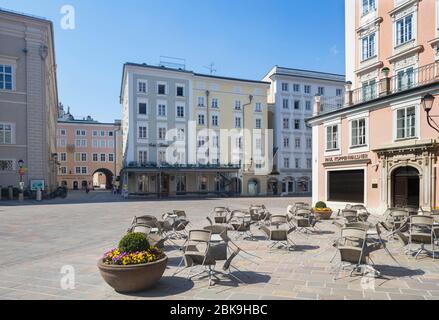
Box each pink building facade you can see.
[56,116,122,190]
[308,0,439,213]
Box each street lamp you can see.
[422,93,439,134]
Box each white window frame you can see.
[395,13,414,47]
[176,104,185,119]
[157,124,168,141]
[0,58,16,91]
[0,122,15,144]
[361,32,376,61]
[137,79,148,94]
[176,83,185,97]
[157,81,168,95]
[157,100,167,119]
[138,99,148,118]
[348,112,370,154]
[137,122,148,141]
[324,119,341,156]
[392,99,420,142]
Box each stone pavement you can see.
[0,191,438,300]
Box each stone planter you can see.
[313,210,333,220]
[98,256,168,293]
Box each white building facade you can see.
[263,67,345,195]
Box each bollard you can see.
[18,192,24,202]
[36,188,42,201]
[8,186,13,200]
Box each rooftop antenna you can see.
[159,56,186,70]
[204,62,217,75]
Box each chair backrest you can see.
[174,210,187,218]
[206,216,213,226]
[133,215,157,225]
[345,222,370,231]
[188,229,211,243]
[174,220,190,231]
[271,215,287,225]
[341,227,367,247]
[131,224,152,235]
[296,208,311,217]
[410,215,434,227]
[345,204,353,210]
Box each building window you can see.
[59,167,67,174]
[396,14,413,46]
[212,98,219,108]
[283,118,289,129]
[294,119,301,130]
[0,160,14,171]
[60,129,66,136]
[362,33,376,61]
[108,154,114,162]
[362,0,376,16]
[255,102,262,112]
[157,83,166,95]
[362,80,377,101]
[396,106,416,140]
[58,139,66,147]
[177,128,185,141]
[199,176,208,191]
[60,153,67,162]
[197,96,205,107]
[93,153,98,162]
[198,114,205,126]
[304,85,311,94]
[81,167,87,174]
[294,100,300,110]
[293,84,300,92]
[138,126,148,139]
[177,105,185,118]
[158,104,167,117]
[318,87,325,95]
[351,118,367,147]
[234,100,241,110]
[92,130,98,137]
[283,99,289,110]
[305,100,312,111]
[158,127,167,140]
[328,170,364,203]
[212,115,219,127]
[176,85,184,97]
[295,158,300,169]
[176,175,186,193]
[75,153,87,162]
[326,125,339,151]
[0,64,13,90]
[158,151,166,164]
[307,137,312,149]
[138,150,147,164]
[306,159,312,169]
[100,140,106,148]
[100,130,105,137]
[138,81,147,93]
[281,83,289,92]
[100,154,106,162]
[284,158,290,169]
[76,129,86,136]
[109,131,114,137]
[75,139,87,148]
[138,102,147,115]
[255,118,262,129]
[396,67,414,91]
[336,89,343,97]
[235,117,242,128]
[295,138,301,148]
[0,123,12,144]
[283,137,290,148]
[107,140,114,148]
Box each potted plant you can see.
[98,232,168,293]
[381,67,390,77]
[313,201,333,220]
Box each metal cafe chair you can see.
[408,215,435,260]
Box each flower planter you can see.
[313,210,333,220]
[98,256,168,293]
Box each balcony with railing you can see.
[315,61,439,117]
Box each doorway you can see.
[392,166,420,208]
[160,173,170,197]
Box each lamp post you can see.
[422,93,439,134]
[17,159,25,201]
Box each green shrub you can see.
[315,201,327,209]
[118,232,150,253]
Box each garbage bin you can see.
[36,188,42,201]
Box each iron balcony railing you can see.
[318,61,439,116]
[126,162,241,170]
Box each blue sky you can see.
[1,0,346,122]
